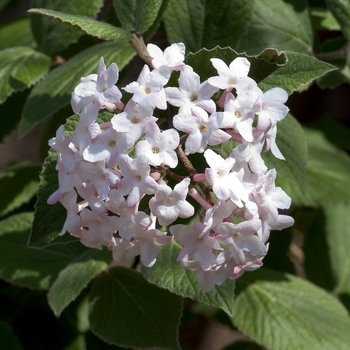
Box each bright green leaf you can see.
[324,204,350,296]
[0,212,108,290]
[0,18,35,50]
[89,266,182,350]
[234,269,350,350]
[324,0,350,40]
[29,8,133,42]
[259,51,337,94]
[262,114,307,194]
[0,46,50,104]
[113,0,162,34]
[142,241,235,317]
[0,162,40,216]
[310,8,341,31]
[20,41,135,137]
[30,0,104,54]
[282,127,350,206]
[164,0,205,53]
[48,254,110,316]
[185,46,287,88]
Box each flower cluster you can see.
[48,42,294,291]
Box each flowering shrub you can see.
[48,44,294,292]
[1,0,350,349]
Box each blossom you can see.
[149,178,194,226]
[147,42,185,71]
[165,65,218,113]
[208,57,255,92]
[123,64,170,109]
[71,57,122,113]
[173,106,231,155]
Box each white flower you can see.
[135,122,179,168]
[147,42,185,71]
[173,106,231,155]
[165,65,218,113]
[71,57,122,113]
[149,178,194,226]
[208,57,255,92]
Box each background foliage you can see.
[1,0,350,349]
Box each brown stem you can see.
[176,144,196,175]
[130,34,153,67]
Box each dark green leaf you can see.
[234,269,350,350]
[0,46,50,104]
[89,266,182,350]
[30,0,104,54]
[324,0,350,40]
[142,241,235,317]
[0,321,23,350]
[324,204,350,296]
[0,212,109,290]
[20,41,135,137]
[0,162,40,216]
[29,8,133,42]
[203,0,314,55]
[280,127,350,206]
[48,253,110,316]
[262,114,307,194]
[164,0,205,52]
[185,46,287,87]
[259,51,337,94]
[113,0,162,34]
[0,18,35,50]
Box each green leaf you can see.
[0,162,40,216]
[29,8,133,42]
[0,46,50,104]
[310,8,341,31]
[0,18,35,50]
[142,241,235,317]
[180,0,313,55]
[89,266,182,350]
[113,0,162,34]
[164,0,205,53]
[324,0,350,40]
[185,46,287,87]
[234,269,350,350]
[282,127,350,206]
[262,114,307,194]
[20,41,135,137]
[30,0,104,54]
[0,212,109,290]
[29,148,72,247]
[206,0,314,55]
[324,204,350,296]
[0,321,23,350]
[259,51,337,94]
[48,253,110,316]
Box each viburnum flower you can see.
[149,178,194,226]
[208,57,255,92]
[173,106,231,154]
[147,42,185,71]
[71,57,122,113]
[123,64,170,109]
[165,65,218,113]
[135,122,180,168]
[48,41,294,292]
[118,154,159,206]
[171,221,222,271]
